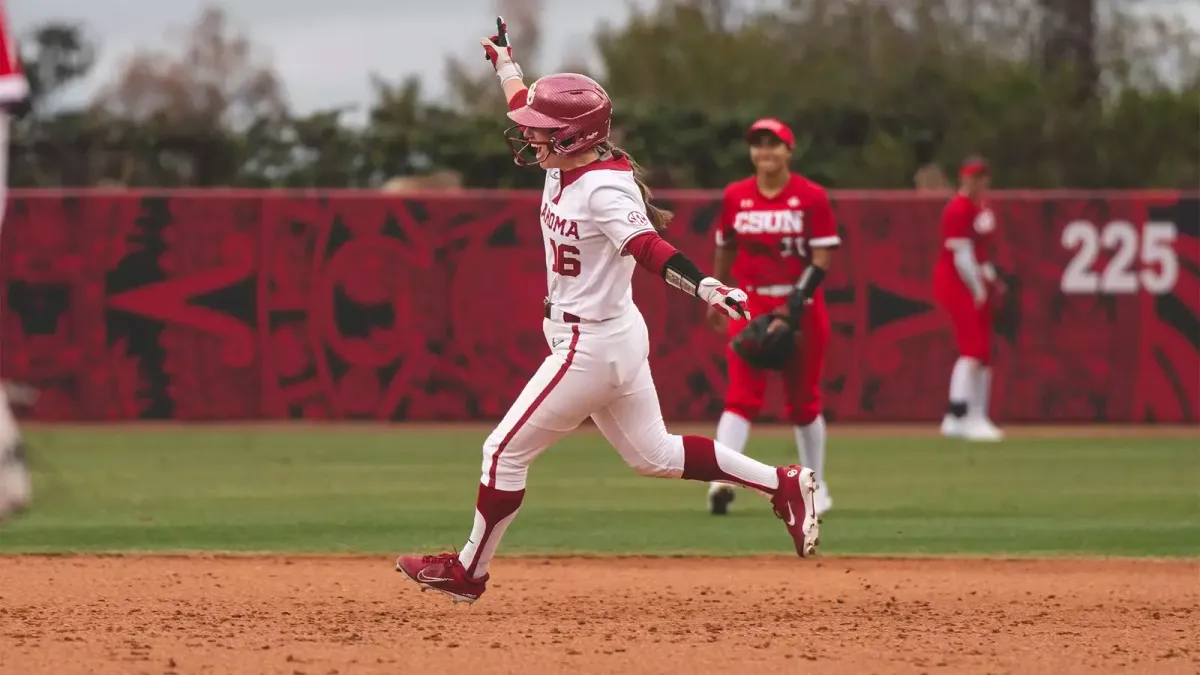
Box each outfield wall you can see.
[2,190,1196,424]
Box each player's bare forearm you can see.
[811,247,832,271]
[712,244,737,285]
[502,78,527,103]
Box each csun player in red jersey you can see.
[933,156,1004,441]
[705,119,840,517]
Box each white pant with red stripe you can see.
[483,306,683,490]
[459,305,780,579]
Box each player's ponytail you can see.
[603,143,674,232]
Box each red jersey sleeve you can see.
[806,189,840,248]
[714,185,738,247]
[507,88,527,112]
[941,197,972,247]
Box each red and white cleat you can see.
[772,465,821,557]
[395,553,488,604]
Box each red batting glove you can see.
[480,35,508,68]
[482,28,512,70]
[480,32,522,84]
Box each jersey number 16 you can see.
[548,239,581,277]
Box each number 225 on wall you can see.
[1060,220,1179,294]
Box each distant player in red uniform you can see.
[706,119,839,516]
[0,0,31,523]
[933,157,1004,441]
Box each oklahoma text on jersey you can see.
[541,202,581,240]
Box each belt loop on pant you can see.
[543,298,582,324]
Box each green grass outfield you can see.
[1,425,1197,557]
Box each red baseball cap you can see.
[960,156,990,177]
[746,118,795,149]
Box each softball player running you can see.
[395,21,821,603]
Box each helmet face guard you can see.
[504,124,555,167]
[503,124,598,167]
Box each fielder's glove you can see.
[731,314,797,371]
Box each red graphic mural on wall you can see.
[2,190,1196,423]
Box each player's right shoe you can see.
[395,553,488,604]
[771,465,820,557]
[707,482,735,515]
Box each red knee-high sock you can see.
[458,483,524,579]
[681,435,779,495]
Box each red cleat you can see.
[771,465,821,557]
[395,553,488,604]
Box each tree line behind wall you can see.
[12,0,1200,191]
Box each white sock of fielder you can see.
[948,357,977,417]
[0,387,19,451]
[0,387,30,515]
[975,366,994,421]
[794,415,826,485]
[712,411,751,491]
[715,411,751,455]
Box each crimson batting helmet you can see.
[505,73,612,166]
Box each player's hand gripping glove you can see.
[731,313,797,371]
[697,278,749,321]
[480,20,523,85]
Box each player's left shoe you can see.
[707,482,735,515]
[772,465,820,557]
[395,553,488,604]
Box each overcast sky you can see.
[10,0,1199,117]
[9,0,660,115]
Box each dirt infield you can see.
[2,556,1197,675]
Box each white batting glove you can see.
[698,278,750,320]
[480,35,523,85]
